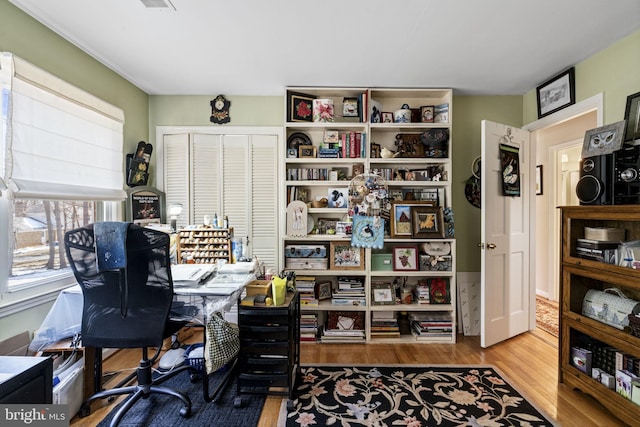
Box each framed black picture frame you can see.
[287,91,315,122]
[126,186,165,226]
[536,165,543,195]
[536,67,575,119]
[623,91,640,142]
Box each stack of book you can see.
[296,276,318,306]
[409,312,453,341]
[371,311,400,338]
[332,277,366,306]
[320,311,365,343]
[300,313,319,342]
[413,282,430,304]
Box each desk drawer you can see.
[240,325,289,341]
[238,372,290,389]
[239,356,289,374]
[240,341,289,357]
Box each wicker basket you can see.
[311,199,328,208]
[628,314,640,337]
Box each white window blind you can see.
[0,52,125,200]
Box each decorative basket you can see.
[311,199,328,208]
[629,314,640,337]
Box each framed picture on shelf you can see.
[370,142,381,158]
[381,112,393,123]
[317,217,338,234]
[411,206,444,238]
[623,91,640,142]
[327,188,348,208]
[316,281,332,300]
[299,145,317,159]
[287,91,315,122]
[536,67,575,119]
[329,241,364,270]
[372,283,395,305]
[343,97,359,117]
[389,201,435,237]
[393,246,419,271]
[324,130,340,144]
[581,121,626,159]
[420,105,434,123]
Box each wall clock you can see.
[210,95,230,124]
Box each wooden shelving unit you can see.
[282,87,456,344]
[559,205,640,425]
[176,227,233,264]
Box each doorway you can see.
[527,95,602,306]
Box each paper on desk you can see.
[171,264,215,286]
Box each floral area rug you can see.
[536,296,559,337]
[282,365,556,427]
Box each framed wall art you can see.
[372,283,396,305]
[330,241,364,270]
[536,67,575,119]
[393,246,419,271]
[581,120,626,159]
[390,201,435,237]
[316,281,332,300]
[623,91,640,142]
[298,145,317,158]
[287,90,315,122]
[411,206,444,238]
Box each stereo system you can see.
[576,144,640,205]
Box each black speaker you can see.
[576,154,614,205]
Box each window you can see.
[0,52,125,308]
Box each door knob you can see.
[487,243,496,249]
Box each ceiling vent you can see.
[140,0,176,10]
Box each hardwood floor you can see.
[72,329,627,427]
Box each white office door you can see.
[480,120,531,348]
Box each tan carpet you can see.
[536,296,559,337]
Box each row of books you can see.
[320,131,367,159]
[301,313,319,342]
[332,277,366,306]
[296,276,319,307]
[410,312,453,341]
[371,311,400,338]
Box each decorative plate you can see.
[287,132,311,152]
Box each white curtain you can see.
[0,52,125,201]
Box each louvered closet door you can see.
[162,130,280,271]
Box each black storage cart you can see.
[236,291,300,408]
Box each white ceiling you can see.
[9,0,640,96]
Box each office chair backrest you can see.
[64,222,174,349]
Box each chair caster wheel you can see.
[78,405,91,418]
[179,406,191,418]
[233,397,243,408]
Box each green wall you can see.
[0,0,150,157]
[524,30,640,125]
[0,0,150,343]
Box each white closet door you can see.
[160,128,281,271]
[164,133,190,229]
[249,134,279,269]
[192,134,222,224]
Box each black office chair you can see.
[64,222,194,427]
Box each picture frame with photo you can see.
[420,105,434,123]
[411,206,444,238]
[316,281,332,300]
[287,90,315,122]
[343,97,359,117]
[324,130,340,144]
[330,241,364,270]
[381,112,393,123]
[536,67,575,119]
[372,283,396,305]
[327,188,348,208]
[393,246,419,271]
[299,145,317,158]
[623,91,640,142]
[581,120,626,159]
[389,201,435,237]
